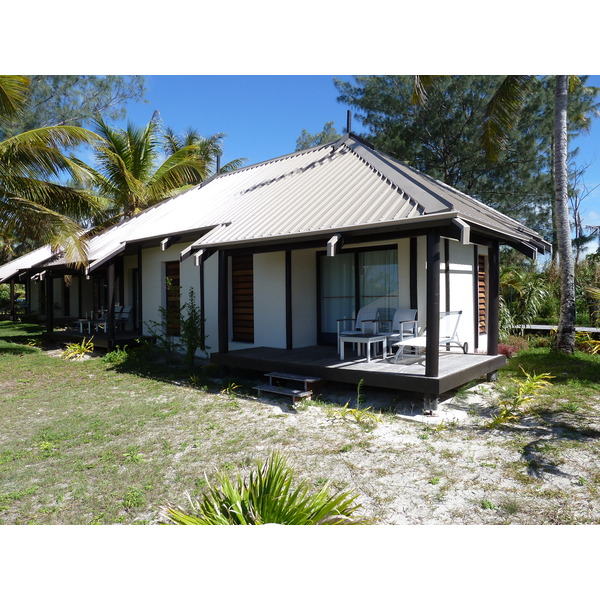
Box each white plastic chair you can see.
[337,306,380,353]
[381,308,418,353]
[390,310,468,363]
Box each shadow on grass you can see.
[0,343,40,356]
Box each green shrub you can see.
[164,452,370,525]
[102,345,129,365]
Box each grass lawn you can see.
[1,321,600,525]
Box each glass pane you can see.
[359,249,398,331]
[320,254,355,334]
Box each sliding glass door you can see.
[319,246,398,344]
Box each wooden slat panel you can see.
[478,255,487,334]
[232,254,254,343]
[165,260,180,337]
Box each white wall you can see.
[140,243,200,337]
[446,239,475,350]
[252,252,287,349]
[135,236,483,355]
[292,249,317,347]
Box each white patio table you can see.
[338,333,388,362]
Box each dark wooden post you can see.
[218,250,229,354]
[425,231,441,411]
[45,272,54,334]
[107,262,116,350]
[410,237,418,310]
[285,250,293,350]
[425,231,441,376]
[487,239,500,357]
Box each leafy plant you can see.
[164,452,370,525]
[61,337,94,360]
[486,367,554,428]
[123,487,145,509]
[101,345,129,365]
[221,381,240,397]
[575,332,600,355]
[180,287,209,370]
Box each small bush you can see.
[101,345,129,365]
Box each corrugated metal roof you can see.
[0,245,53,283]
[3,134,550,274]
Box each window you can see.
[319,246,398,344]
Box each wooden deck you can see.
[48,328,143,349]
[211,345,506,398]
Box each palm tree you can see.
[0,76,103,266]
[415,75,581,353]
[79,114,244,225]
[162,126,245,174]
[482,76,577,353]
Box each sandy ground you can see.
[242,380,600,525]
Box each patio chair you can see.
[389,310,468,363]
[116,305,133,331]
[337,306,380,353]
[379,308,418,353]
[94,305,124,333]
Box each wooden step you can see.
[265,372,321,389]
[254,384,313,402]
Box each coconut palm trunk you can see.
[554,75,576,353]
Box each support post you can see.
[218,250,229,354]
[410,237,418,311]
[107,261,116,350]
[425,230,440,379]
[487,239,500,356]
[285,250,293,350]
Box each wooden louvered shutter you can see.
[165,261,180,337]
[478,255,487,334]
[232,254,254,343]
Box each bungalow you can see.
[0,133,550,409]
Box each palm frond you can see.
[0,75,30,123]
[482,75,533,162]
[411,75,439,106]
[0,196,88,266]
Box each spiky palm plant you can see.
[165,452,370,525]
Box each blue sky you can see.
[121,74,600,251]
